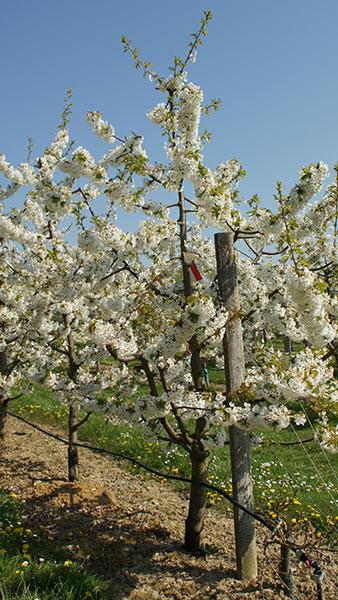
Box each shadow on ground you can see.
[15,464,250,599]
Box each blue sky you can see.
[1,0,338,223]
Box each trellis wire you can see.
[289,422,337,509]
[256,430,329,524]
[299,401,338,486]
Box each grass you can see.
[0,489,107,600]
[0,560,104,600]
[10,383,338,543]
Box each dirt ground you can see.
[0,415,336,599]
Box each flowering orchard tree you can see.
[0,152,50,441]
[235,163,338,451]
[0,100,144,475]
[103,14,337,551]
[0,236,33,441]
[80,13,338,552]
[0,115,148,478]
[0,10,336,556]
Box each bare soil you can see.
[0,416,336,600]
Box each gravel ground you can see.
[0,415,336,599]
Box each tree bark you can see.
[68,401,79,482]
[184,444,209,552]
[0,351,9,442]
[0,398,9,443]
[176,189,209,550]
[284,336,292,354]
[280,544,296,598]
[178,190,205,391]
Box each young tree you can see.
[0,10,336,570]
[103,12,337,554]
[0,119,143,478]
[0,152,46,441]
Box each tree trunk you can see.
[0,398,9,443]
[184,445,209,553]
[68,401,79,482]
[177,190,206,391]
[280,544,296,598]
[284,336,292,354]
[0,351,9,443]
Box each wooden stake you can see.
[215,232,257,580]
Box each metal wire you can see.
[260,430,329,524]
[289,422,337,509]
[299,401,338,486]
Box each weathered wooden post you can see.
[215,232,257,579]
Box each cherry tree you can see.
[0,112,144,478]
[0,150,47,441]
[96,12,337,554]
[0,10,336,565]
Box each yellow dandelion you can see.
[14,527,23,534]
[63,560,73,568]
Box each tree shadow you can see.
[20,479,244,599]
[1,456,48,478]
[2,456,280,599]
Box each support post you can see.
[215,232,257,580]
